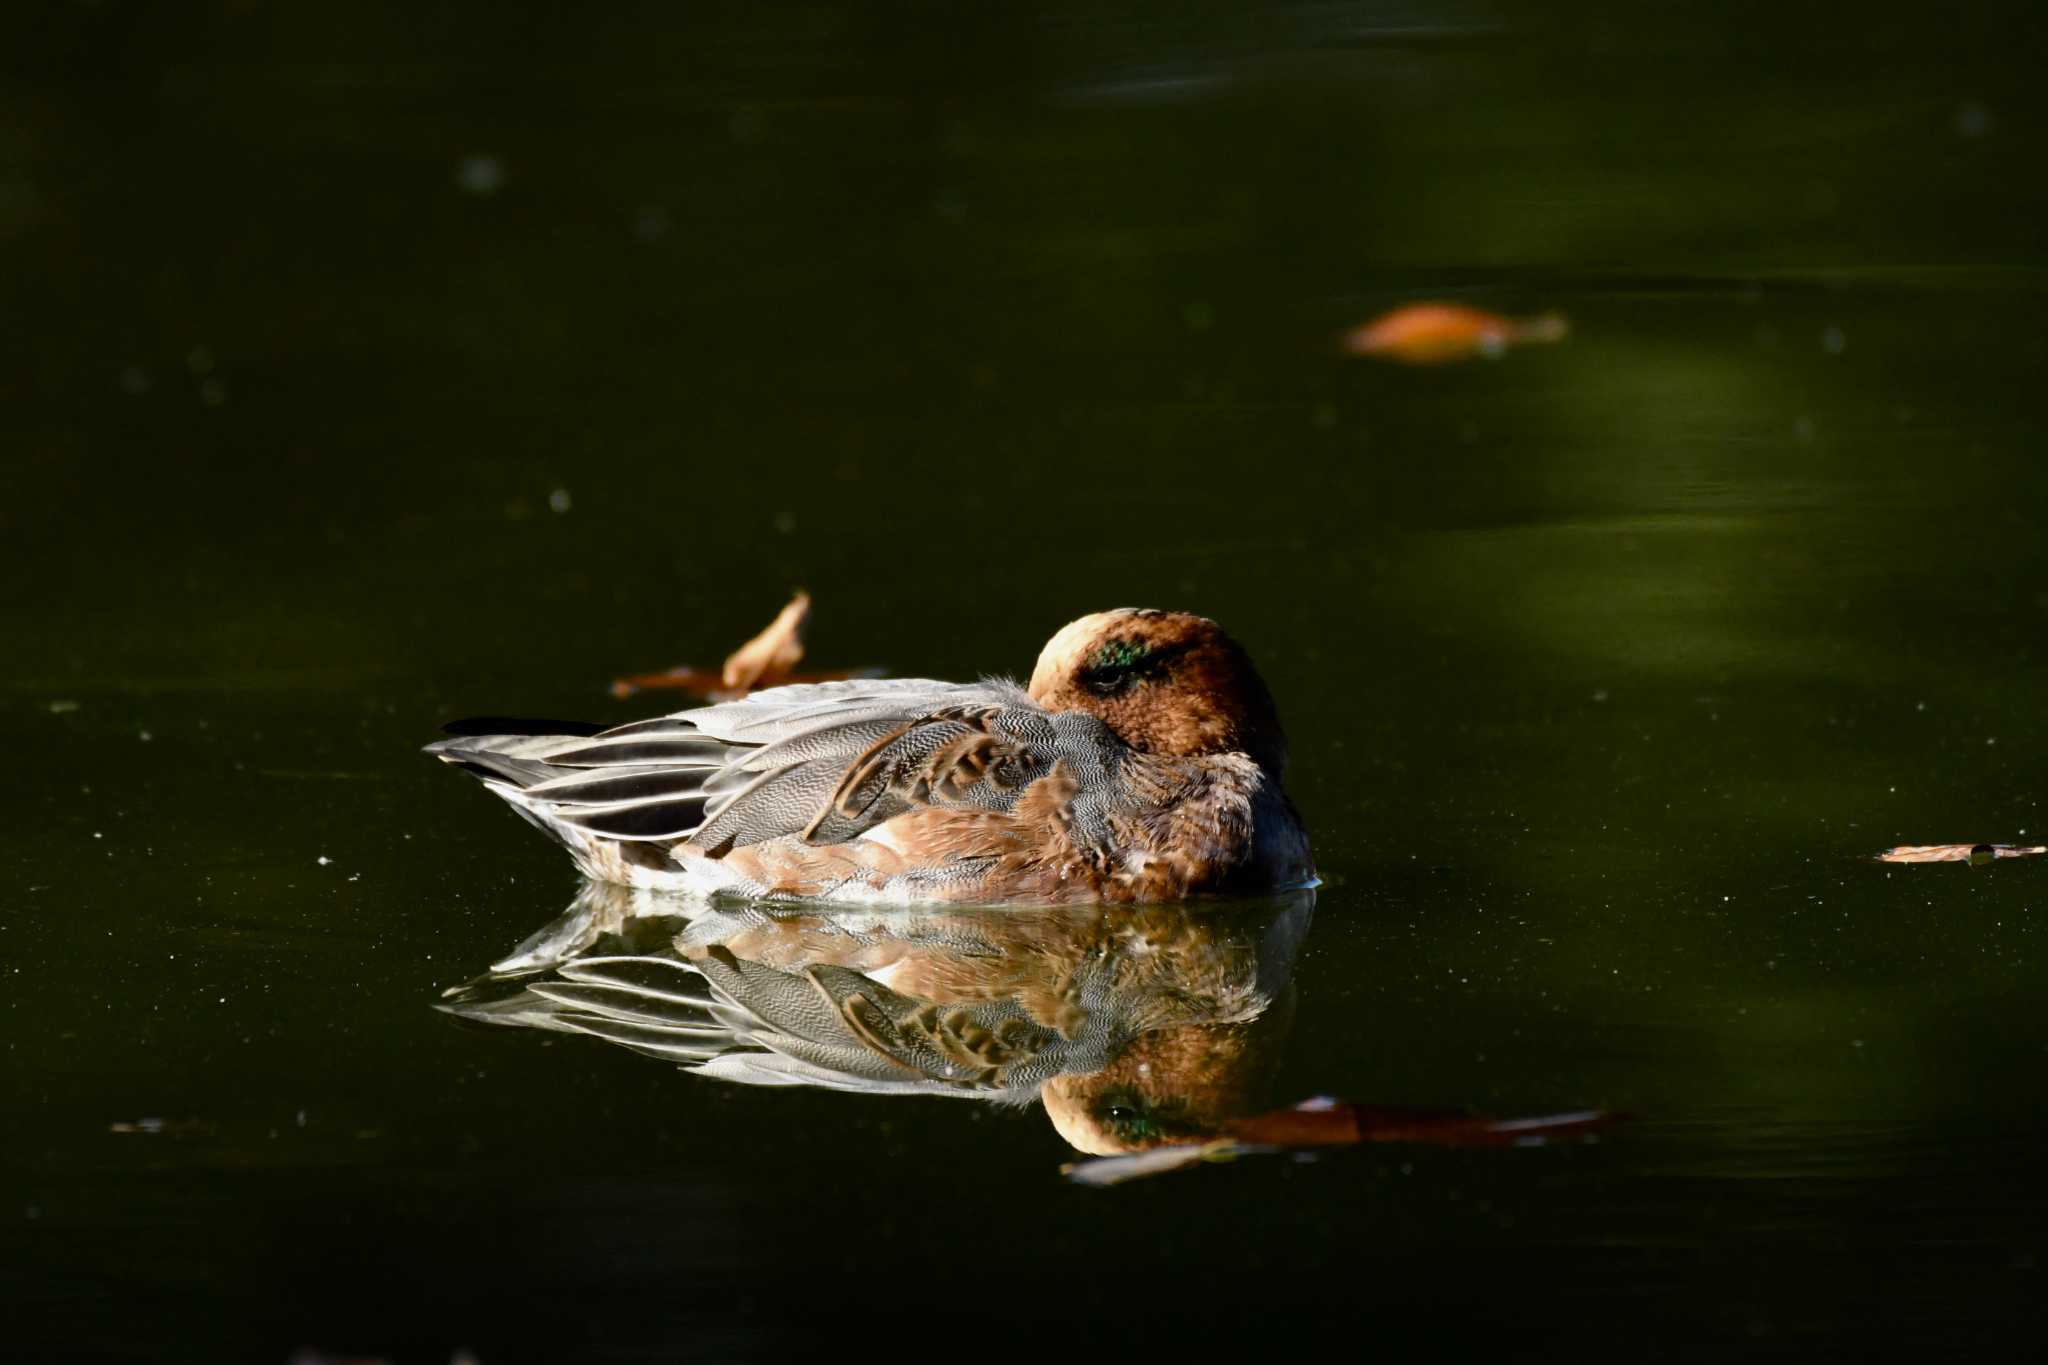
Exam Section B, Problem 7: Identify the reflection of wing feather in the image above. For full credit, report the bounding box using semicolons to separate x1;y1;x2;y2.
553;1014;724;1063
438;885;1319;1114
555;955;708;995
527;981;722;1029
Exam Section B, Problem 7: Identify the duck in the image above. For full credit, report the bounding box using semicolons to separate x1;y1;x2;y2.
427;608;1314;904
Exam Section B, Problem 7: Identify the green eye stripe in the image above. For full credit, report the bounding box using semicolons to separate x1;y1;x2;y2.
1087;639;1151;672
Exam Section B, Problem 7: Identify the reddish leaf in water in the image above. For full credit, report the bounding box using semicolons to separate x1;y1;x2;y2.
1226;1097;1624;1148
1064;1097;1626;1184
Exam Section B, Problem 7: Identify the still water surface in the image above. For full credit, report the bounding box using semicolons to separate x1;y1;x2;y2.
6;3;2047;1359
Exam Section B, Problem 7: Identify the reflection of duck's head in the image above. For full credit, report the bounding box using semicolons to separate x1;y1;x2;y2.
1028;609;1288;778
1040;986;1298;1155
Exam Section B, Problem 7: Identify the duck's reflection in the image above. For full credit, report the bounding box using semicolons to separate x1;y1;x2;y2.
440;881;1314;1155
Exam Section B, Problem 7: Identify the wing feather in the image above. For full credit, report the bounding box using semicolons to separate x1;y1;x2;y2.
430;677;1084;856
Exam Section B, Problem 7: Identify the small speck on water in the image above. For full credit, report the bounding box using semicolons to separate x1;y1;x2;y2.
632;204;671;241
48;699;79;714
316;856;332;866
1821;326;1846;355
729;105;766;144
455;154;505;196
1953;101;1994;138
548;487;572;514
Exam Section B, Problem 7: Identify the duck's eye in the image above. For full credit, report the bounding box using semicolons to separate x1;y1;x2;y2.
1101;1102;1156;1141
1080;667;1135;698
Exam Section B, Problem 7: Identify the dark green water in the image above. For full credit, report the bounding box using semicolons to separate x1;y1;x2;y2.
7;3;2047;1359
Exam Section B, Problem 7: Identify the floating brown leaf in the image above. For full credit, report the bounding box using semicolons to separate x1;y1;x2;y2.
609;592;872;700
1875;843;2046;864
609;665;729;700
721;590;811;691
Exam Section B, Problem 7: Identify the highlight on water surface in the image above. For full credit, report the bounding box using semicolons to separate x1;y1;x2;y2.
1341;301;1570;365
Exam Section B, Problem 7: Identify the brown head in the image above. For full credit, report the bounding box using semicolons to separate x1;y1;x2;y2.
1027;609;1288;776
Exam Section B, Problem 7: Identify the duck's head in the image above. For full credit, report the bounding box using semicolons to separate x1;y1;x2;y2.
1027;609;1287;777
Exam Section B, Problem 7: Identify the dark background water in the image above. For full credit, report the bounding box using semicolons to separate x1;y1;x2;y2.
7;1;2047;1360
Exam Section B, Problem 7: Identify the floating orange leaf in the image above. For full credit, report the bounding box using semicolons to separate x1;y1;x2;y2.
1342;302;1569;365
